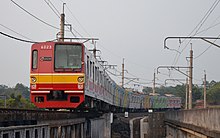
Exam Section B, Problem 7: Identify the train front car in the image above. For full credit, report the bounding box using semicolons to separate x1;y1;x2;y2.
30;42;85;109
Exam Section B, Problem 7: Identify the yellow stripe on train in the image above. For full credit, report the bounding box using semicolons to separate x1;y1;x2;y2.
30;73;85;84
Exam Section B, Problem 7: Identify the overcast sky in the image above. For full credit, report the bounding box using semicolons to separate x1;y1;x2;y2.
1;0;220;88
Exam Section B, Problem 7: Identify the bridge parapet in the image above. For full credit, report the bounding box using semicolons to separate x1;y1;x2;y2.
165;108;220;137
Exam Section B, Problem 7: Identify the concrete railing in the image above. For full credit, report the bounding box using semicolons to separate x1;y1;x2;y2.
165;108;220;133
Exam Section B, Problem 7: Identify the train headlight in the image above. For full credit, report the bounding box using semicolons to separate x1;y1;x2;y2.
77;76;84;83
31;77;37;83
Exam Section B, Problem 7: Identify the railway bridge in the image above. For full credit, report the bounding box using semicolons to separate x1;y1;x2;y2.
165;108;220;138
113;108;220;138
0;108;111;138
0;108;220;138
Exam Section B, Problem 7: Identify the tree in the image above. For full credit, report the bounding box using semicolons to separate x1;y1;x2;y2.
192;85;202;102
207;82;220;105
7;98;16;108
143;87;152;94
15;83;30;99
0;83;36;109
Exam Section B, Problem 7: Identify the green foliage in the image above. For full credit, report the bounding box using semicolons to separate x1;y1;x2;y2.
0;83;36;109
0;99;6;107
15;83;30;99
143;84;203;106
207;82;220;105
7;98;16;108
142;87;152;94
143;80;220;107
192;85;202;102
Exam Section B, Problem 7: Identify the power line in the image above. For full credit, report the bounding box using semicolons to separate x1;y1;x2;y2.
0;31;37;43
0;23;33;41
11;0;59;30
194;16;220;59
98;41;152;74
65;20;82;38
58;0;90;36
182;0;219;48
175;0;219;63
168;0;220;79
42;0;79;38
43;0;60;18
58;1;152;83
172;0;220;66
126;71;152;82
66;4;91;37
194;33;220;59
197;21;220;35
106;70;121;77
193;0;220;36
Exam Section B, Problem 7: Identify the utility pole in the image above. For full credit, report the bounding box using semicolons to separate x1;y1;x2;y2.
204;71;207;108
93;44;97;58
89;41;101;59
188;45;193;109
122;58;125;88
59;3;65;42
153;70;156;94
185;77;188;109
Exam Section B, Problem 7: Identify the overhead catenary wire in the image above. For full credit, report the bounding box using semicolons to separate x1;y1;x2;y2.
197;21;220;35
57;1;153;82
0;31;37;43
14;0;153;86
98;41;152;76
194;33;220;59
106;69;152;86
58;0;91;37
193;15;220;59
172;0;220;66
43;0;60;18
11;0;59;30
106;69;121;77
0;23;33;41
65;20;82;38
108;64;152;82
42;0;78;38
56;1;123;60
192;0;220;36
166;0;220;80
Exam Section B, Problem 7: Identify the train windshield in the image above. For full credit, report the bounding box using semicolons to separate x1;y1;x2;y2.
55;44;82;69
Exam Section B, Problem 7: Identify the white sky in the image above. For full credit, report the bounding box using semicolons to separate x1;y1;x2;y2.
1;0;220;88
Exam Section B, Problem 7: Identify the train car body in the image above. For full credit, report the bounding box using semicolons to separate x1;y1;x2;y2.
142;95;151;109
30;41;182;111
30;42;85;109
167;97;182;109
30;41;120;110
150;96;168;109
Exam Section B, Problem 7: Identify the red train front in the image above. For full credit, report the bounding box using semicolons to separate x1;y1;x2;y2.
30;42;85;109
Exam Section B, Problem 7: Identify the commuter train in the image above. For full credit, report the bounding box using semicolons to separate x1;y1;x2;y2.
30;41;181;111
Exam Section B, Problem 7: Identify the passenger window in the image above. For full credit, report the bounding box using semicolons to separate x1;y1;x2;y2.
90;61;92;78
87;56;89;77
32;50;38;69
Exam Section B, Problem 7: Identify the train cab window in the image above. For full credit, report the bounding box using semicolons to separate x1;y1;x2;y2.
32;50;38;69
55;44;82;69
